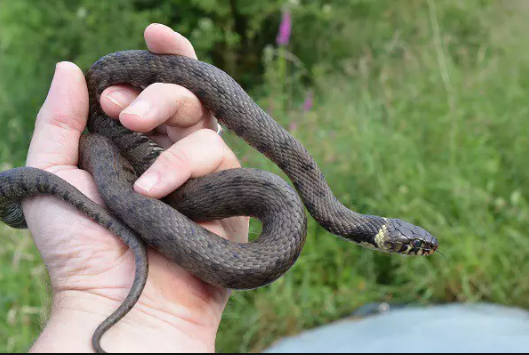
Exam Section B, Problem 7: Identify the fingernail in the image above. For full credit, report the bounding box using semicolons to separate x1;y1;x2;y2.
122;100;152;119
135;171;160;192
54;62;84;85
52;62;75;81
55;61;75;71
152;23;171;30
106;89;132;109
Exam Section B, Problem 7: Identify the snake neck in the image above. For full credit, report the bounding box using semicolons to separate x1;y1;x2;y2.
214;100;385;244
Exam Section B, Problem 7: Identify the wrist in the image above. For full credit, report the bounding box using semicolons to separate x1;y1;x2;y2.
31;290;217;353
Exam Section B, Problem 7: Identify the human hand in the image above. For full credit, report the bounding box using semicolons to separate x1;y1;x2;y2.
26;23;248;353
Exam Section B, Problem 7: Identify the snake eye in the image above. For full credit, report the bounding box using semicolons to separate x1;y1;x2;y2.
413;240;423;248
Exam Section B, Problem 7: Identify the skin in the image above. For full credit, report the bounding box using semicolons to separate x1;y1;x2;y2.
24;23;249;353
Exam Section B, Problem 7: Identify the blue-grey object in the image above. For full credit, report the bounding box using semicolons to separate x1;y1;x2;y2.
264;303;529;353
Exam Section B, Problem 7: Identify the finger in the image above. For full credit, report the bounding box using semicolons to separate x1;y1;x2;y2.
165;116;219;143
149;135;174;150
99;23;198;119
142;25;218;141
100;85;141;119
144;23;198;58
134;129;239;199
26;62;88;169
118;83;212;133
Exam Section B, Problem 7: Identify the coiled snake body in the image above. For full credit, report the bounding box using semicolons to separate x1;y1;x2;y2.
0;51;438;352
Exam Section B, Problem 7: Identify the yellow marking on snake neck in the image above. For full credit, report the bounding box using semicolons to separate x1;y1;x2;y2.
359;241;377;250
375;224;388;249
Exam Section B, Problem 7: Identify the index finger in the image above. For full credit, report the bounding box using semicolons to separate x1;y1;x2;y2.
99;23;201;121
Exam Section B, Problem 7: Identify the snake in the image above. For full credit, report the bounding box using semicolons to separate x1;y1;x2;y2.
0;50;438;353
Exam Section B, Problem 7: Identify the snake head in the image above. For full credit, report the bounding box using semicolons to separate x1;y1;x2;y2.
380;219;438;256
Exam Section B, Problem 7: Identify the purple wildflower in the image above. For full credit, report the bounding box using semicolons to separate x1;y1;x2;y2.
276;10;292;46
303;90;314;112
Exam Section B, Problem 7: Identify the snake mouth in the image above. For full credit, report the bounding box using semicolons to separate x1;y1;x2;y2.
395;242;438;256
407;248;435;256
419;243;439;256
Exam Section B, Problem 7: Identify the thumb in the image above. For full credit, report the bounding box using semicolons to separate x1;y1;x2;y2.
26;62;88;170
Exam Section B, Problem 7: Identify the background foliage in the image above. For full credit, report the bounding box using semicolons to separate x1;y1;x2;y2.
1;0;529;352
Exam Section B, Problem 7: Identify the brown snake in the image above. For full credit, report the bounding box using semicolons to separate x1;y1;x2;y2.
0;51;438;352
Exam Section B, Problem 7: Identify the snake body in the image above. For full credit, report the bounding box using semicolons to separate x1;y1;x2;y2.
0;50;438;352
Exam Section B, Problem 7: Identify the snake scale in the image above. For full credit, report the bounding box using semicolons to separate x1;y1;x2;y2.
0;50;438;353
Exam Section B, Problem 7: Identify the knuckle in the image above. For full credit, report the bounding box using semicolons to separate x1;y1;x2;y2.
195;128;224;148
159;146;190;169
36;110;84;133
196;127;220;140
148;82;171;92
224;149;241;169
177;92;207;116
193;129;236;167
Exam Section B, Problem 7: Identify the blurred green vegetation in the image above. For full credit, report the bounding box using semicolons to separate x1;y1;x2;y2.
1;0;529;352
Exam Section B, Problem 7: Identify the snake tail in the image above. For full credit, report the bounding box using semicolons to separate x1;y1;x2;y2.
0;167;149;353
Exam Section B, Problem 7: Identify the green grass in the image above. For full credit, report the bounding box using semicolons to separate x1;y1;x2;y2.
3;1;529;353
0;226;48;352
